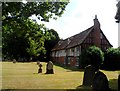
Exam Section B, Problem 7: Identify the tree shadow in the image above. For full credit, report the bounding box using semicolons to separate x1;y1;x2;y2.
33;73;39;74
109;79;118;91
54;63;84;72
75;85;92;91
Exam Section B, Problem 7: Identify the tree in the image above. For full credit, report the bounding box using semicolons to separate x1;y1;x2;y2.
2;2;69;61
103;48;120;70
80;46;104;69
2;18;47;61
44;29;60;61
2;2;69;22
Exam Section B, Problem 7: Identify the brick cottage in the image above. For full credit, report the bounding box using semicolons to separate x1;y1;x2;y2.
51;15;112;67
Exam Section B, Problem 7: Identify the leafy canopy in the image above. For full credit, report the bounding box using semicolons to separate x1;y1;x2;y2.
80;46;104;69
103;48;120;70
2;2;69;61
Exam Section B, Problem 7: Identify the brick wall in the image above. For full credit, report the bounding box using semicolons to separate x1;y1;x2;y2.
93;16;101;48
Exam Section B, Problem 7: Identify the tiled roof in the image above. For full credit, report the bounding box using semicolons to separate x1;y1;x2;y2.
52;26;94;51
66;26;93;49
52;39;68;51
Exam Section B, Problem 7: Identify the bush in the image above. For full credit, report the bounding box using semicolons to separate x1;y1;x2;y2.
80;46;104;69
103;48;120;70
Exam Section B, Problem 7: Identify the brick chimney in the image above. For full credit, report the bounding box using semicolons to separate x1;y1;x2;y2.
93;15;101;48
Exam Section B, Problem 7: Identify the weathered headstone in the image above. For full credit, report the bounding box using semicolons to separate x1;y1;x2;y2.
36;61;40;65
118;74;120;90
92;71;110;91
82;65;96;86
13;59;16;63
38;63;42;73
46;61;54;74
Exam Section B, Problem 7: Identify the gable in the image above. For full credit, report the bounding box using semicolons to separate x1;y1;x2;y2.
100;30;113;47
66;26;93;49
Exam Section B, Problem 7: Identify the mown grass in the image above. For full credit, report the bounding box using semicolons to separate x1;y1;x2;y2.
1;62;119;90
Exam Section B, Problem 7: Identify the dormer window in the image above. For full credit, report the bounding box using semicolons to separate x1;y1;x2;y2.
67;38;71;44
100;33;103;39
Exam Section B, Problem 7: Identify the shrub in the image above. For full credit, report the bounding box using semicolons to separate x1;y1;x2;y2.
80;46;104;69
103;48;120;70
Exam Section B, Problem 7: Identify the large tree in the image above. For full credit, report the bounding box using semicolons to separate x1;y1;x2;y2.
44;29;60;61
2;2;69;61
2;2;69;22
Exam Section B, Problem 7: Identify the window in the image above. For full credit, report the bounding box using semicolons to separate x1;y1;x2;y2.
68;57;70;64
76;46;79;52
72;48;74;52
100;33;103;39
76;57;79;67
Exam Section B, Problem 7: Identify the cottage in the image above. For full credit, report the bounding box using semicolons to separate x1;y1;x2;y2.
51;15;112;67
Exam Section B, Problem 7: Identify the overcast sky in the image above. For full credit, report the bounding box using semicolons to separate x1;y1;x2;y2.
35;0;118;48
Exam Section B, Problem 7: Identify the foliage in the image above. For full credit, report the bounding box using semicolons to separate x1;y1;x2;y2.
103;48;120;70
44;29;60;61
80;46;104;69
2;2;68;61
2;18;46;60
2;2;69;22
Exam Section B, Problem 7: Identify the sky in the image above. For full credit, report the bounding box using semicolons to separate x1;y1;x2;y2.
35;0;118;48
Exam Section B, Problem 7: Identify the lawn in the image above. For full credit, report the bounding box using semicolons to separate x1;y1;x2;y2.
1;62;119;90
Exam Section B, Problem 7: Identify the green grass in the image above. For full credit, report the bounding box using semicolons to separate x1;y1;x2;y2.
1;62;119;90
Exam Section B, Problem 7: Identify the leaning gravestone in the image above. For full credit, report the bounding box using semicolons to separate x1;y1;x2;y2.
82;65;96;86
118;71;120;90
92;71;110;91
13;59;16;63
46;61;54;74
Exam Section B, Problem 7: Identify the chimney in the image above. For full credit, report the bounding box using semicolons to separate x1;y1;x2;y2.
94;15;100;29
93;15;101;48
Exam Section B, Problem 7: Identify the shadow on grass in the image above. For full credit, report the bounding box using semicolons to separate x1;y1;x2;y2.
75;85;92;91
109;79;118;91
1;89;66;91
54;63;84;72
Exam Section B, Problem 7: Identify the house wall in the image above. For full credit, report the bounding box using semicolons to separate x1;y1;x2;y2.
81;32;94;51
66;46;81;57
65;46;81;67
100;32;111;51
51;50;66;65
51;46;81;67
81;28;111;51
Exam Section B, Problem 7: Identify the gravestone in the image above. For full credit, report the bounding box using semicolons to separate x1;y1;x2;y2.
38;63;42;73
36;61;40;65
82;65;96;86
118;74;120;90
13;59;16;63
92;71;110;91
46;61;54;74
